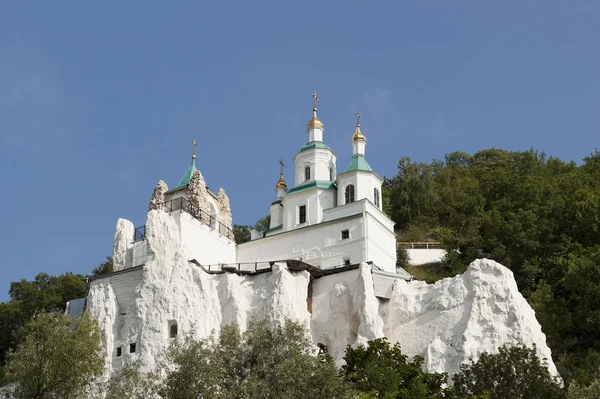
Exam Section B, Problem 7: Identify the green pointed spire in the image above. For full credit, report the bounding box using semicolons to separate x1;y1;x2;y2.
177;158;198;188
344;154;373;173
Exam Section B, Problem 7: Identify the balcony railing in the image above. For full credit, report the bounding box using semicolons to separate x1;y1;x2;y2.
397;241;441;249
134;197;234;242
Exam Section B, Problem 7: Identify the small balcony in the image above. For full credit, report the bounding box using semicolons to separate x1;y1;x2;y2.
134;197;233;242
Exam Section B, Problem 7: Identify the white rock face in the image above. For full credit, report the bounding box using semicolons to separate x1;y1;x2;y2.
382;259;559;377
89;210;558;381
112;218;134;271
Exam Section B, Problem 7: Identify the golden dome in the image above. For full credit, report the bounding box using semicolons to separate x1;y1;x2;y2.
307;109;324;130
275;158;287;189
351;111;366;141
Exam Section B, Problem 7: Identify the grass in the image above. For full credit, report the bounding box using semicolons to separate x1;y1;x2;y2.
404;262;456;284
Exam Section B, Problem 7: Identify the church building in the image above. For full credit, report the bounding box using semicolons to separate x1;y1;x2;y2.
237;92;400;274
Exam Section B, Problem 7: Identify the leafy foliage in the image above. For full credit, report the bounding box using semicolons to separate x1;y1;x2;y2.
342;337;453;398
233;224;251;244
92;255;114;277
4;312;104;399
383;148;600;385
452;345;564;399
108;318;351;399
233;214;272;244
0;272;86;366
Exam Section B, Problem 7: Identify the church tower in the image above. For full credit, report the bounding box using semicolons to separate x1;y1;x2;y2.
281;91;337;230
269;159;287;230
336;112;383;209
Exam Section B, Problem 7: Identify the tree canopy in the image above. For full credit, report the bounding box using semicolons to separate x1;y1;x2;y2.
4;312;104;399
383;148;600;386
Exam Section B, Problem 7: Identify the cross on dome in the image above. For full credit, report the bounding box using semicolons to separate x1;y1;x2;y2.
191;138;198;159
351;111;366;142
307;91;323;131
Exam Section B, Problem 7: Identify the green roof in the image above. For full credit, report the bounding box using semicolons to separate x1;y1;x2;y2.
271;199;283;206
299;141;332;152
177;158;199;188
344;155;373;173
288;180;337;194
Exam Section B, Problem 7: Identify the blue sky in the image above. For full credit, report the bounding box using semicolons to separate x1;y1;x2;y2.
0;2;598;300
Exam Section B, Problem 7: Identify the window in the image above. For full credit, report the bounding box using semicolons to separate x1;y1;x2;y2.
299;205;306;224
345;185;355;204
374;188;380;208
304;166;311;181
341;229;350;240
129;343;136;353
329;167;333;182
343;258;351;266
116;346;122;357
170;323;178;338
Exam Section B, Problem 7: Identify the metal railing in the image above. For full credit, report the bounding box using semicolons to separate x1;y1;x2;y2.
134;226;146;241
134;197;234;242
201;262;275;273
397;241;441;249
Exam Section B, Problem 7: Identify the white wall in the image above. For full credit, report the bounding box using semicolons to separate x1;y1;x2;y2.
178;212;236;266
293;148;337;186
366;213;397;273
336;170;382;208
407;249;446;265
237;215;367;268
281;187;336;231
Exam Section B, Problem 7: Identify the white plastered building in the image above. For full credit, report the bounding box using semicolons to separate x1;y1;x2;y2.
237;104;399;274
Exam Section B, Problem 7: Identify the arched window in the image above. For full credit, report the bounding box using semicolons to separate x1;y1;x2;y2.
169;323;178;338
345;185;355;204
304;166;311;181
329;167;333;182
374;188;380;208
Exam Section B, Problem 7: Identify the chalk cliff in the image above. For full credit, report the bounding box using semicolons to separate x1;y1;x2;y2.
87;210;558;379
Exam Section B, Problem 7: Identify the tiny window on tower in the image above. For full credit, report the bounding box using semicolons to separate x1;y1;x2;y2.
343;258;351;266
299;205;307;224
341;230;350;240
116;346;122;357
129;343;136;353
304;166;311;181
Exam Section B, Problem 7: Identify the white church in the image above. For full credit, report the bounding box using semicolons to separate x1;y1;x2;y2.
121;91;406;278
69;92;559;380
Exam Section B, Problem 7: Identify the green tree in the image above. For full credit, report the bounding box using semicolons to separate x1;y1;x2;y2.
342;337;453;398
4;312;104;399
158;318;350;399
0;272;87;366
567;377;600;399
253;214;271;233
113;318;351;399
452;345;564;399
92;256;114;277
233;224;251;244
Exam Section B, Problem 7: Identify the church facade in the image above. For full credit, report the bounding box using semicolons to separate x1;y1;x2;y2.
117;92;404;277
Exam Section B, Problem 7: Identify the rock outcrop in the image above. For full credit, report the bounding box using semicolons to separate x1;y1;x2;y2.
187;171;209;224
217;188;234;240
112;218;134;271
148;180;168;212
89;210;559;381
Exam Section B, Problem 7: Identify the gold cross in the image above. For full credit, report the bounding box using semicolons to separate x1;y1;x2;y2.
279;158;285;174
355;110;361;126
191;138;197;158
312;91;319;110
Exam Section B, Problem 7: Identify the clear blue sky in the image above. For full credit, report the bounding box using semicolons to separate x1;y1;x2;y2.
1;2;598;300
